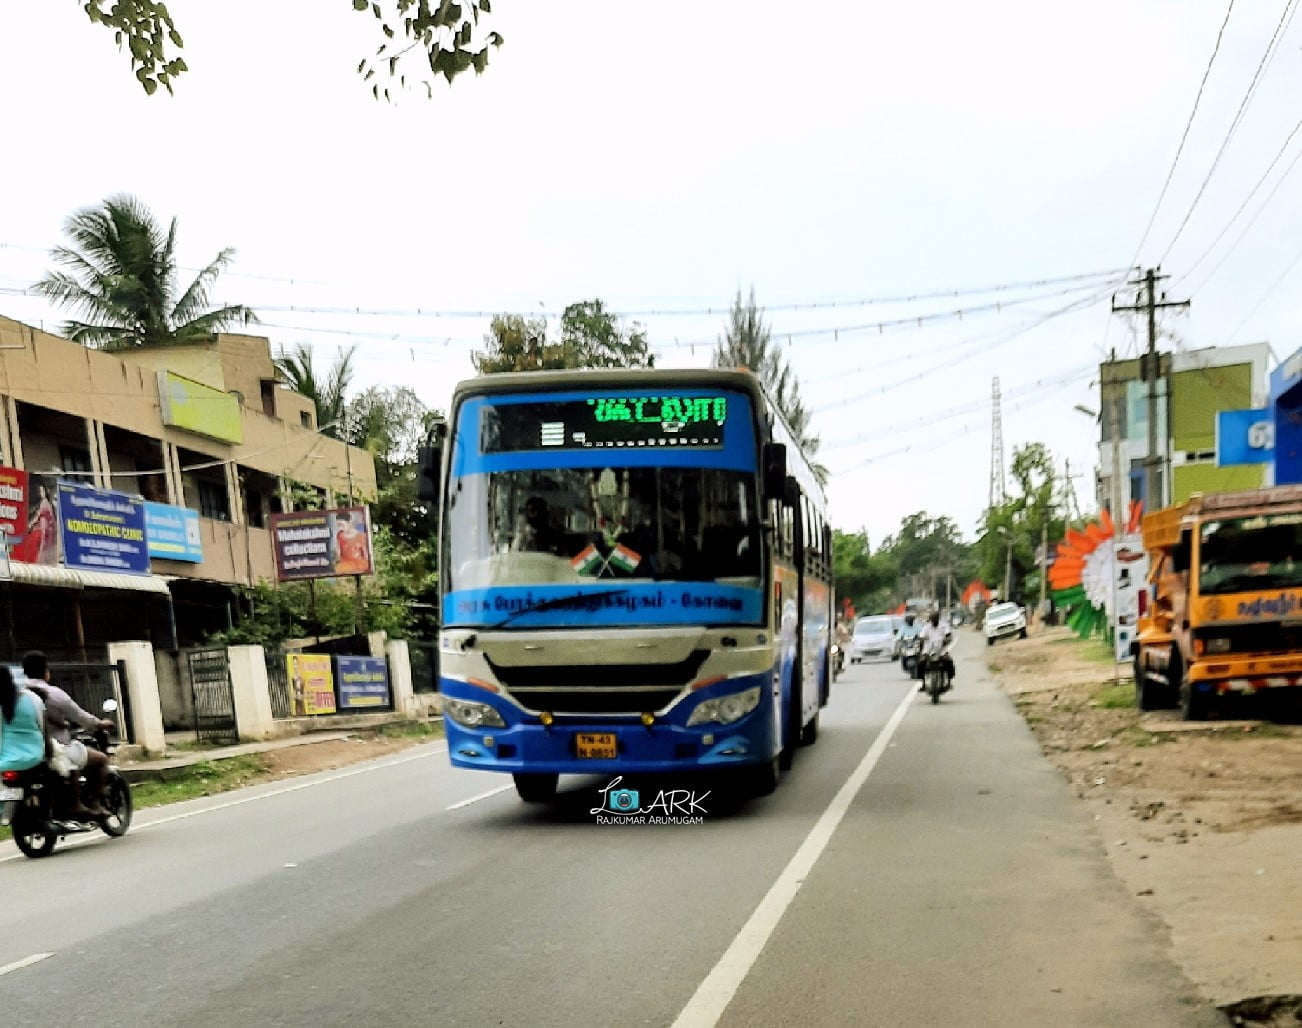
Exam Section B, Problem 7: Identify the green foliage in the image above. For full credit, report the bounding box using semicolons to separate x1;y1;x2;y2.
472;301;653;374
274;344;357;437
78;0;501;98
977;442;1064;602
1095;682;1136;709
32;194;256;350
832;529;897;614
712;288;825;484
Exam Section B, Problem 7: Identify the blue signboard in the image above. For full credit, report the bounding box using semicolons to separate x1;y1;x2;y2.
335;655;391;710
1269;346;1302;404
443;582;765;629
144;502;203;563
57;482;150;575
1215;409;1275;466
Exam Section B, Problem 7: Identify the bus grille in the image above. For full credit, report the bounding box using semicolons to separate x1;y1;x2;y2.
485;650;709;714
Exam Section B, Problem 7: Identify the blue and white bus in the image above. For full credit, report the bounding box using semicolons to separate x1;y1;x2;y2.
427;368;832;802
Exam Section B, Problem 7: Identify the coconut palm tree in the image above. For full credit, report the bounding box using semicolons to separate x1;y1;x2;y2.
32;194;256;351
273;344;357;438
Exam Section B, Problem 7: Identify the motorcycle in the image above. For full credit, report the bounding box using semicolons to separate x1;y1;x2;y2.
831;642;845;680
901;636;922;678
1;699;133;858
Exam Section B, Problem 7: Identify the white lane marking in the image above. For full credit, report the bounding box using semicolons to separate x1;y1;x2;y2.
1;744;447;864
0;952;54;977
445;783;514;811
671;686;917;1028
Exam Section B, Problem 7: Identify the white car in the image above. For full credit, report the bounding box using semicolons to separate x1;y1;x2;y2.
851;615;896;663
984;602;1027;645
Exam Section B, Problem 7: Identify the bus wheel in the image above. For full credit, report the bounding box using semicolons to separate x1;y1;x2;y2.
744;757;780;797
513;773;558;803
800;712;820;746
1179;672;1211;722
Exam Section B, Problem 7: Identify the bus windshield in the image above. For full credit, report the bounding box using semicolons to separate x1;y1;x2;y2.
441;386;766;628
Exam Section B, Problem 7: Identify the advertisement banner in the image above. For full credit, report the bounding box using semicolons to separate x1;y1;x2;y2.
157;370;244;443
144;502;204;562
1215;408;1274;466
335;655;391;710
268;506;374;581
9;472;59;566
57;482;149;575
1112;534;1149;663
286;653;336;715
0;466;28;543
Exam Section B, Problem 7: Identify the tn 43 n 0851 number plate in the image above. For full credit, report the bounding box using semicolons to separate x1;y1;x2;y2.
575;732;617;759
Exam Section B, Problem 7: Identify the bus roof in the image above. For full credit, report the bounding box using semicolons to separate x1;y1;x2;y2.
451;367;828;508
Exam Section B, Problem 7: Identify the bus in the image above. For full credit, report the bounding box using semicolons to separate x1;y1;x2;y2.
423;368;833;802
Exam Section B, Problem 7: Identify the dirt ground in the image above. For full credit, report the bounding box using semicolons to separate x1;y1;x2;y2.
991;625;1302;1024
257;734;428;778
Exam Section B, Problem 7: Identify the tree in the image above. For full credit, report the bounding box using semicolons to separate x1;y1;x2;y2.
32;194;256;351
712;288;825;483
472;301;655;374
833;529;897;614
346;385;442;546
274;344;357;437
976;443;1062;602
559;300;654;369
78;0;502;98
878;511;973;604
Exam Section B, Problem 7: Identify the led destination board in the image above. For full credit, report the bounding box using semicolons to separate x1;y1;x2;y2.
481;395;731;452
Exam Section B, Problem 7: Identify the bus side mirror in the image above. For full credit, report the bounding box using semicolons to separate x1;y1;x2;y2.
1172;529;1191;574
762;442;787;502
417;444;443;511
784;474;800;507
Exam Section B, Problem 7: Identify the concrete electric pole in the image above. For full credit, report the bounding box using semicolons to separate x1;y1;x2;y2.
1111;268;1189;512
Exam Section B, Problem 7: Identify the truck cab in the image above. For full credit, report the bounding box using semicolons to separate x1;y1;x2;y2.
1133;486;1302;719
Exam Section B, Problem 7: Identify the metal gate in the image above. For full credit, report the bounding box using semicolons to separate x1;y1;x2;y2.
51;661;133;743
265;648;292;719
187;648;238;745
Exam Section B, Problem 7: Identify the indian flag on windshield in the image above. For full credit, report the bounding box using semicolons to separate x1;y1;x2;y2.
608;543;642;574
571;544;603;576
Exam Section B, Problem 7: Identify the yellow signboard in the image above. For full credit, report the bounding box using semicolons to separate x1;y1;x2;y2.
158;371;243;444
287;653;336;715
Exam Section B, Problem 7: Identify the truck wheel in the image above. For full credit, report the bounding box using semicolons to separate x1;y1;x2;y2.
1179;671;1211;722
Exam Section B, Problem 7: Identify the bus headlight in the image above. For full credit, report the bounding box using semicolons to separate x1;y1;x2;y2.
687;686;761;727
1205;637;1232;654
444;698;506;729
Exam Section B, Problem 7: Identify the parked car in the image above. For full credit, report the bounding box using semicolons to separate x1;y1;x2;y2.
851;615;896;663
983;602;1028;645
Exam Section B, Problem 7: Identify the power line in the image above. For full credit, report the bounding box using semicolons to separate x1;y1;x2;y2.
1129;0;1238;264
1175;111;1302;287
1226;239;1302;341
1159;0;1299;263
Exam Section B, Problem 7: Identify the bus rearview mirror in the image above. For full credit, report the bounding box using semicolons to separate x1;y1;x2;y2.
762;442;787;502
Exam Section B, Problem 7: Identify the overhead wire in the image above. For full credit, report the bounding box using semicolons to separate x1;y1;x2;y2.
1226;237;1302;341
1129;0;1238;265
1159;0;1299;263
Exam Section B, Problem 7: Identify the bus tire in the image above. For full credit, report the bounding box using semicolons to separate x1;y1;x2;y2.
745;757;780;797
1179;669;1211;722
512;773;558;803
800;711;819;746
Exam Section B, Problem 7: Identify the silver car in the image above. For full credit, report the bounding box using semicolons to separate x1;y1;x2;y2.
851;615;896;663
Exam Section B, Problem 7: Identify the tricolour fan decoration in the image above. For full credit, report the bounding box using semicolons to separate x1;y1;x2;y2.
1048;500;1144;638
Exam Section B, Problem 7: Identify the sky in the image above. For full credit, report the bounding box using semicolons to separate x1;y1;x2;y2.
1;0;1300;547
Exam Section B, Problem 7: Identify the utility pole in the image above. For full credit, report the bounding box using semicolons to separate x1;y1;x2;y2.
1111;268;1189;512
1108;396;1124;686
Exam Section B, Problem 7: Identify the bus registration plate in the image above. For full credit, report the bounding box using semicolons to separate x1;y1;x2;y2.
576;732;617;759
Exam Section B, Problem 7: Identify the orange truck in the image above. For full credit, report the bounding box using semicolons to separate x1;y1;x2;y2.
1132;485;1302;720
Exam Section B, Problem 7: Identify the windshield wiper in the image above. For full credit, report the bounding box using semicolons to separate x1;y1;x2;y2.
488;589;632;629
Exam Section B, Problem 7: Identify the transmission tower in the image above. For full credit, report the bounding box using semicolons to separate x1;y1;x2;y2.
989;376;1007;507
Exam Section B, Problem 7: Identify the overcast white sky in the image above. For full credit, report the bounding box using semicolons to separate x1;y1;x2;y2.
2;0;1300;545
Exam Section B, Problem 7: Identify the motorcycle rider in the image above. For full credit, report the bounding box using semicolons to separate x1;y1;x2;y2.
917;610;956;692
22;651;114;819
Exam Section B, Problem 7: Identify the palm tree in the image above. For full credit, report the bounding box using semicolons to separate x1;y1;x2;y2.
273;344;357;438
713;287;827;485
32;194;256;351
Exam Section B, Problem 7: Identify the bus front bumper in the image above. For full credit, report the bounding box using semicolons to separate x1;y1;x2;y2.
439;674;776;775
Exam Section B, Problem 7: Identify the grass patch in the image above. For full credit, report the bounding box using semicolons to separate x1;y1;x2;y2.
1095;682;1137;709
374;719;445;741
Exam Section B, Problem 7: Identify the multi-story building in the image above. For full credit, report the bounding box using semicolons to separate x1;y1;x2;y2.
0;315;376;659
1096;343;1270;515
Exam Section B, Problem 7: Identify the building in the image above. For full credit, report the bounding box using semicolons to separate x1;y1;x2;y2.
0;315;376;659
1096;343;1270;515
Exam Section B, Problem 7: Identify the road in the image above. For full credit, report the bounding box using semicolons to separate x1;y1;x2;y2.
0;635;1228;1027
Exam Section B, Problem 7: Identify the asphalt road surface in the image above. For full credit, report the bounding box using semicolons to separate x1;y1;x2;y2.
0;635;1228;1027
